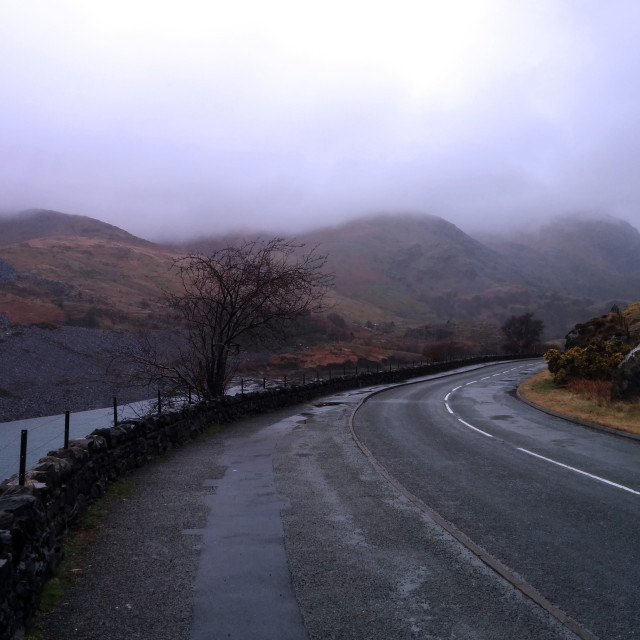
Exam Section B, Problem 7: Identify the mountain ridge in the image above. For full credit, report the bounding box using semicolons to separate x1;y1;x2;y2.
1;208;639;338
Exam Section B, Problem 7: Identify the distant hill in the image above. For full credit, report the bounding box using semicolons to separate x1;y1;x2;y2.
294;213;638;337
0;209;152;247
482;215;640;301
0;209;177;328
2;209;639;339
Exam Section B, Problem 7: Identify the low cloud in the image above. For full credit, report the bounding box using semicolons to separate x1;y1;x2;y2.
2;1;640;240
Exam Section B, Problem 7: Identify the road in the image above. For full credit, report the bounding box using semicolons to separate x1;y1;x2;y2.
352;360;640;640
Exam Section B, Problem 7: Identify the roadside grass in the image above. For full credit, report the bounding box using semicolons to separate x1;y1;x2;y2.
25;477;133;640
519;369;640;436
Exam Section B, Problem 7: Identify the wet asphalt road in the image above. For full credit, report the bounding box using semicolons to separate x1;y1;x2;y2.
353;361;640;639
35;363;622;639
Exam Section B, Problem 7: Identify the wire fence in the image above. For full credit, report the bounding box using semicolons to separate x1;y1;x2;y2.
7;352;540;485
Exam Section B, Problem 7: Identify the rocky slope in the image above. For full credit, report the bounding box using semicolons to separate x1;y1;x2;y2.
0;315;153;422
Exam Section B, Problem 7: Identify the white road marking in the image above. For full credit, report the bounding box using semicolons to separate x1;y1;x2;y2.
445;372;638;496
444;383;493;437
457;418;494;438
517;448;640;496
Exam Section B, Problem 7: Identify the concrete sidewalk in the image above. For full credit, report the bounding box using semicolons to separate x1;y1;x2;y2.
34;404;309;640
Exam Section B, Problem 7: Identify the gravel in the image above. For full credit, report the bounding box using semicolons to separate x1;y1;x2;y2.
0;319;156;422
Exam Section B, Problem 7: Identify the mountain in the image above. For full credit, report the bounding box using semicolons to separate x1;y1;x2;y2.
2;208;639;340
294;213;638;337
0;209;177;328
482;215;640;301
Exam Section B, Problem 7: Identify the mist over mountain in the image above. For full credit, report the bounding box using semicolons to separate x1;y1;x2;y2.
1;208;639;340
482;215;640;300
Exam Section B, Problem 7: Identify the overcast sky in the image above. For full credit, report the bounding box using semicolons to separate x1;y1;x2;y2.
2;1;640;240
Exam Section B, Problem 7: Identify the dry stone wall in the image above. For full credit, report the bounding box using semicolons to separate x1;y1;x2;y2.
0;355;528;639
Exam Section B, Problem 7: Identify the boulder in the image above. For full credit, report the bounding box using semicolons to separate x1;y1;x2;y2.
611;344;640;400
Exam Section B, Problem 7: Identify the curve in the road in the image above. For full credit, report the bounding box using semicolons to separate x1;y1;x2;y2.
443;368;640;497
349;361;630;640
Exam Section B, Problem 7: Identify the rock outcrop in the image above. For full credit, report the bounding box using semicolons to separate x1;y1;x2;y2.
611;344;640;401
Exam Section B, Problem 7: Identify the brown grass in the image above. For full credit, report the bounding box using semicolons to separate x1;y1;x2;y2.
519;369;640;436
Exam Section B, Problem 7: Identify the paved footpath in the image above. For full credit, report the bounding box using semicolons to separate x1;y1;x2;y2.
35;381;580;640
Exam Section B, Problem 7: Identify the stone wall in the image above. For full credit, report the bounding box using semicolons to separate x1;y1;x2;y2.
0;355;529;639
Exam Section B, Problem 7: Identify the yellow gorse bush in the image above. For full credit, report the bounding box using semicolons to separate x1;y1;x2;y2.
544;340;631;385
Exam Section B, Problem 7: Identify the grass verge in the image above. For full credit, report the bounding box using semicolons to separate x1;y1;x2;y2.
26;478;133;639
519;369;640;436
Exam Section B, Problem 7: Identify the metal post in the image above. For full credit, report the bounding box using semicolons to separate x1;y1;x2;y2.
241;379;244;395
263;378;266;389
64;411;70;448
113;397;117;426
158;390;162;415
19;430;27;486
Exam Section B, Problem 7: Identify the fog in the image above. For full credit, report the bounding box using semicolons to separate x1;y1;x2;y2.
2;1;640;240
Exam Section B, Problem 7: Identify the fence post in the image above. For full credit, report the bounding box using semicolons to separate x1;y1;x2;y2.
263;378;266;389
64;411;70;448
113;397;118;426
157;390;162;415
241;379;244;395
19;430;27;486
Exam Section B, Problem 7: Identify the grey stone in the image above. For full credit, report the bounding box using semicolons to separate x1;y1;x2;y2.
612;343;640;400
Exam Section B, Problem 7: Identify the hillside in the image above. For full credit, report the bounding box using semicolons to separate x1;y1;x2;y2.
295;213;635;337
2;209;639;341
0;210;177;328
2;208;640;422
483;215;640;301
300;214;516;318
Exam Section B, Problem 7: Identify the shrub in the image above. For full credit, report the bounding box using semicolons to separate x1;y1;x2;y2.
545;339;631;385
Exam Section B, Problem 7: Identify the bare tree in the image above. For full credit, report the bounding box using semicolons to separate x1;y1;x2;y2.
133;238;332;399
